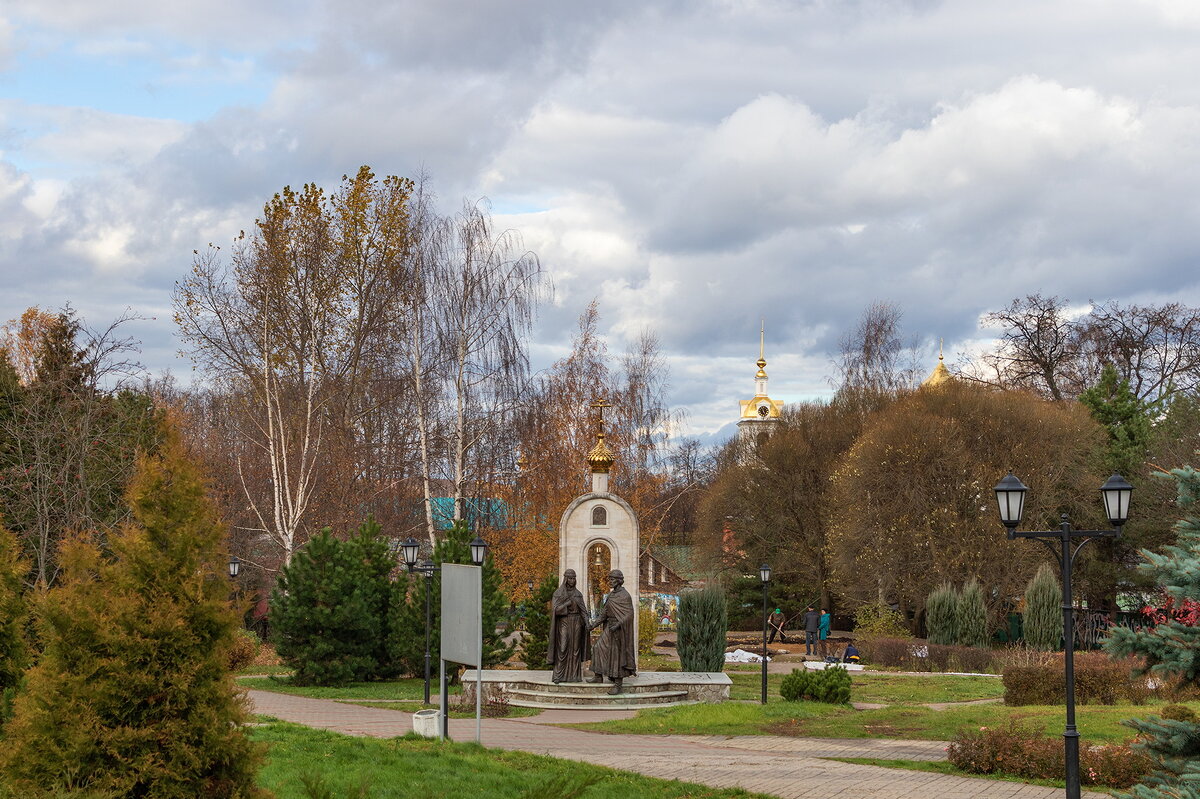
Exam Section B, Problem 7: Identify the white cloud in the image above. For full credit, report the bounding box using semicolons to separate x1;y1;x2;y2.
3;0;1200;434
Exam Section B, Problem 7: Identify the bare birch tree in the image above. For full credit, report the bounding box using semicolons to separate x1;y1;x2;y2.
432;200;549;525
174;167;415;567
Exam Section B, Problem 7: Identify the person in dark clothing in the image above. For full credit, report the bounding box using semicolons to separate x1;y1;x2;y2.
843;643;860;663
803;606;821;656
767;608;788;644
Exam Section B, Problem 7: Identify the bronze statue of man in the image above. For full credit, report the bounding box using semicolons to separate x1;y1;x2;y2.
588;569;637;695
547;569;590;684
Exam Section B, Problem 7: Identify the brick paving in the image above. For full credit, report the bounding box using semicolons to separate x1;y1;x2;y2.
248;690;1106;799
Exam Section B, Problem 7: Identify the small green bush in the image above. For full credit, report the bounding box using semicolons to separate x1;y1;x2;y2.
1002;652;1149;705
638;605;658;655
228;629;262;672
948;721;1151;787
852;603;910;638
1161;703;1197;722
1023;563;1061;651
925;583;958;646
780;666;851;704
677;586;727;672
956;579;988;648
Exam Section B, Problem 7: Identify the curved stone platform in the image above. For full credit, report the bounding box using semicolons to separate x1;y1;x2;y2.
461;669;731;710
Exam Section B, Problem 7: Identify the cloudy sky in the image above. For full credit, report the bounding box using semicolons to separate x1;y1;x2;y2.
3;0;1200;436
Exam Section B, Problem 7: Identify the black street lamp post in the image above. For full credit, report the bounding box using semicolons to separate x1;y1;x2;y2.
401;537;436;705
398;534;490;710
759;563;771;705
992;472;1133;799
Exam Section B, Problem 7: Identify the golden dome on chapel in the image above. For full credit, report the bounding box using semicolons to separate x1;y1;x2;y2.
586;431;616;473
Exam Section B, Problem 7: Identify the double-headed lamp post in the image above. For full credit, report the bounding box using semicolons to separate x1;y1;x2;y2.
759;563;771;705
993;471;1133;799
401;537;436;705
399;534;490;708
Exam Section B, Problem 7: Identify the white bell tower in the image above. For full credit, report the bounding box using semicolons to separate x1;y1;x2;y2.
737;321;783;451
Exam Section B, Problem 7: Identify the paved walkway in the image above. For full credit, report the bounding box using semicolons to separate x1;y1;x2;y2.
248;690;1105;798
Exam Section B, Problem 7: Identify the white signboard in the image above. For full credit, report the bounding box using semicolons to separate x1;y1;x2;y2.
440;563;482;666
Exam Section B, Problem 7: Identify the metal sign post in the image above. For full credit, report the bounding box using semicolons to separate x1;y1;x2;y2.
440;563;483;743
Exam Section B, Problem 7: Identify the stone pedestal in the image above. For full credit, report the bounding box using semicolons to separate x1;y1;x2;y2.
462;669;731;710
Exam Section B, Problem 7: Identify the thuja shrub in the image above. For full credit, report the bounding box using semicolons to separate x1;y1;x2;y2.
0;524;28;725
0;426;265;798
925;583;958;646
677;585;727;672
956;579;989;648
780;666;851;704
948;722;1152;788
1003;652;1149;705
1023;563;1062;651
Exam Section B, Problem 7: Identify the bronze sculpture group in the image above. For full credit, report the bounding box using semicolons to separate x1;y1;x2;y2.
547;568;637;695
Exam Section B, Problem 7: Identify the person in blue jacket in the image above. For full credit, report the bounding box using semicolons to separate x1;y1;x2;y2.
818;608;831;657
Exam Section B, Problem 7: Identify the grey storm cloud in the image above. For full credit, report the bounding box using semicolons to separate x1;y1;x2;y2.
3;0;1200;434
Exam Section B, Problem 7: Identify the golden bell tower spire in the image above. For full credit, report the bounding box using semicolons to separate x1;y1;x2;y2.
922;337;953;388
756;320;767;381
738;321;782;452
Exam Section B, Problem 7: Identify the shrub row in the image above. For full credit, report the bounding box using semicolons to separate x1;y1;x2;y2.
1002;652;1149;705
947;722;1152;788
780;666;851;704
854;636;998;673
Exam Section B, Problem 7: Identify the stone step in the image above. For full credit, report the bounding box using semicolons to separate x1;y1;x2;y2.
507;687;689;707
500;680;677;696
507;697;699;711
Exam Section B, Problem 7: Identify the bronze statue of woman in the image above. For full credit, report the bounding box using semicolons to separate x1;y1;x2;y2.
547;569;590;683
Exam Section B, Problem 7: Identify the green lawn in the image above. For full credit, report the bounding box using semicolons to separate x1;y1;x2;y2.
726;672;1003;704
251;720;774;798
236;664;292;676
574;698;1199;743
238;676;459;700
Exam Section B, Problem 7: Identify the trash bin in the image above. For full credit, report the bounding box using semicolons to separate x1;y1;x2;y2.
412;709;440;738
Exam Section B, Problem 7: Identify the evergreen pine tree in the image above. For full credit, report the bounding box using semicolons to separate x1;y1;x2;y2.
1079;363;1156;608
1079;364;1153;479
1106;464;1200;799
270;528;379;686
925;583;959;646
1023;563;1062;651
520;574;557;670
956;579;989;648
0;523;28;723
347;518;397;678
0;424;265;798
387;520;514;678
